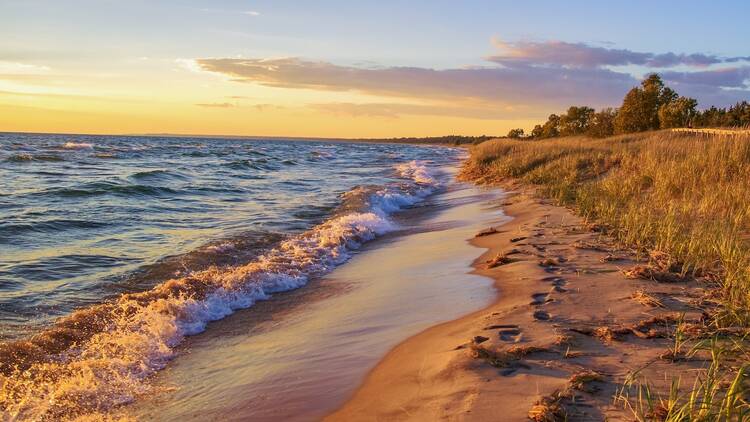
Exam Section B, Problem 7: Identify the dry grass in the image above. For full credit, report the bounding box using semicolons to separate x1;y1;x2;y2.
569;370;605;392
486;252;517;269
631;289;665;308
462;131;750;325
528;395;566;422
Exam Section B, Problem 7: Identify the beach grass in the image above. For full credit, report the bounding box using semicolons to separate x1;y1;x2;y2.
461;130;750;418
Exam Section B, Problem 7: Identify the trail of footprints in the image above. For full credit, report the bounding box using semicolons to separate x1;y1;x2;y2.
486;269;573;347
528;275;568;322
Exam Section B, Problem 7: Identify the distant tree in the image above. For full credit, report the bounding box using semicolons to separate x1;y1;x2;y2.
615;74;676;134
507;128;525;138
531;124;544;138
559;106;595;136
658;97;698;128
540;114;561;138
586;108;617;138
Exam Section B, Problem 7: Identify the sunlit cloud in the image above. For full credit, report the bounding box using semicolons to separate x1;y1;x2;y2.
194;38;750;116
198;7;261;17
488;39;749;69
309;102;540;120
661;67;750;88
174;58;205;73
195;102;235;108
195;57;635;110
0;61;51;75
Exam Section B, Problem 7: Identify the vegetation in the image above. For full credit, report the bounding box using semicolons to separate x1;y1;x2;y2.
527;74;749;140
461;131;750;418
357;135;496;145
506;128;525;139
693;102;750;128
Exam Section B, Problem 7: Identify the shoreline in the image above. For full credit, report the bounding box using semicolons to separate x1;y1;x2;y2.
327;188;706;421
122;176;507;421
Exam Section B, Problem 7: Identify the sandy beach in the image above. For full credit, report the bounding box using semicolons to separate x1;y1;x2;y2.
328;188;707;421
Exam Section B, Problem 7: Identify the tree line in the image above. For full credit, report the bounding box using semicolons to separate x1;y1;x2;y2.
505;74;750;139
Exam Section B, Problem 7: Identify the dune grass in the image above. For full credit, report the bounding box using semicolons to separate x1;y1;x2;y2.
461;130;750;418
462;130;750;324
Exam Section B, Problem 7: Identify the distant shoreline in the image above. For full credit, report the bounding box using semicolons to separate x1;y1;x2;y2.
0;130;496;146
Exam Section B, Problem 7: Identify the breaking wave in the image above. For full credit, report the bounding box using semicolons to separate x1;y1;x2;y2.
0;160;441;421
62;142;94;150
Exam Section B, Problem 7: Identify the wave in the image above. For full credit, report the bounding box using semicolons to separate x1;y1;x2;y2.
129;169;189;181
0;160;442;421
226;159;279;171
396;160;437;185
5;153;65;163
44;182;179;198
0;218;110;239
62;142;94;150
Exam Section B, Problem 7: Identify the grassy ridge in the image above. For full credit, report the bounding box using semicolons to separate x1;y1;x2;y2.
461;130;750;419
462;131;750;323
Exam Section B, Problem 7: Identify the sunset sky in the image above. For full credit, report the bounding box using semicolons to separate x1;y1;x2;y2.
2;0;750;138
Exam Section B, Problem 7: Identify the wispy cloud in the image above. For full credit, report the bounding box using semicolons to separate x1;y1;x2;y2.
661;67;750;88
198;7;260;17
488;39;748;69
309;102;534;120
0;61;51;75
195;57;634;109
195;102;236;108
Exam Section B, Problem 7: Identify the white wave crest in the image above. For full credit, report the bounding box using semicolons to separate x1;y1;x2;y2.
396;160;437;185
62;142;94;149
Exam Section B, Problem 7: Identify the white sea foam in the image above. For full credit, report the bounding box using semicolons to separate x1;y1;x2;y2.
205;242;236;253
62;141;94;149
396;160;437;185
0;160;443;420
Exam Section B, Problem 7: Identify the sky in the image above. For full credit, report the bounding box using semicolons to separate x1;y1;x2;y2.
2;0;750;138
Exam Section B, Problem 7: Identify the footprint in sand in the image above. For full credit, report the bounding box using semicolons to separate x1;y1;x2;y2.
533;310;552;321
496;325;522;342
542;266;564;275
541;276;567;287
530;293;553;306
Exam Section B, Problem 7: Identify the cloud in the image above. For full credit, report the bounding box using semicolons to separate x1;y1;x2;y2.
194;102;280;111
194;40;750;118
198;7;260;16
0;61;51;75
662;67;750;88
195;102;235;108
309;102;538;120
488;39;744;69
196;57;635;109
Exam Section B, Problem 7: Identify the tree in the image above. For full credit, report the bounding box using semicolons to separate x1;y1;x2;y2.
615;74;676;134
531;124;544;138
507;128;524;138
587;108;617;138
540;114;561;138
559;106;595;136
658;96;697;128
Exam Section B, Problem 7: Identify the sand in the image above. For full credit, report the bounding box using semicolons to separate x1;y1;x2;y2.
122;180;508;421
327;190;707;421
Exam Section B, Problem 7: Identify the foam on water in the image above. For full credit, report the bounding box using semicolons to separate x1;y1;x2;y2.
0;161;441;421
62;142;94;150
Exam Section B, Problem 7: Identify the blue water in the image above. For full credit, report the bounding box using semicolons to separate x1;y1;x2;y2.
0;133;457;342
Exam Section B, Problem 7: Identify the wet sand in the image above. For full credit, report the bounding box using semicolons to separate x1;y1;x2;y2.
125;178;509;421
